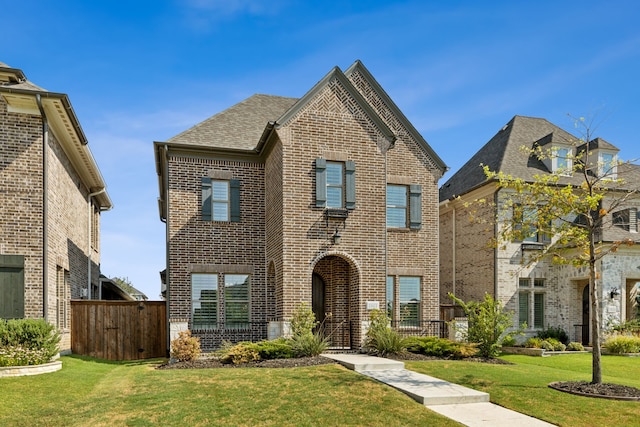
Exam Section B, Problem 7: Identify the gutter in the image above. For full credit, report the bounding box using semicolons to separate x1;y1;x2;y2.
35;94;49;321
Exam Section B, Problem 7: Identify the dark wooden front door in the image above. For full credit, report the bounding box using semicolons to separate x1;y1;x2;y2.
582;285;590;345
312;273;325;325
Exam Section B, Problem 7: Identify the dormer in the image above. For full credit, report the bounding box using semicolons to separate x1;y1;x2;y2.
535;133;573;175
577;138;619;179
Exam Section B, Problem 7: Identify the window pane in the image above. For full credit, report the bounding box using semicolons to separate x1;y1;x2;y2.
225;274;250;327
399;277;420;326
192;274;218;328
326;163;343;185
518;278;529;288
213;201;229;221
386;276;394;319
534;293;544;328
326;187;343;208
387;207;407;227
387;185;407;206
534;278;545;288
518;292;529;326
212;181;229;200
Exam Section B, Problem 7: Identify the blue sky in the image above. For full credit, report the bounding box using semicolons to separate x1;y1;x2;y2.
3;0;640;299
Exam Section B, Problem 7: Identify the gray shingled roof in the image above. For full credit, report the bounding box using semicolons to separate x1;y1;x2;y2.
168;94;298;150
439;115;631;202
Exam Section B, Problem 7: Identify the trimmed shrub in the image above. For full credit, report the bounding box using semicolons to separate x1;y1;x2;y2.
604;335;640;354
252;338;294;360
218;342;261;364
405;336;478;359
170;330;201;362
364;309;405;356
536;326;569;345
567;342;585;351
0;318;60;366
501;335;517;347
611;319;640;336
290;303;317;338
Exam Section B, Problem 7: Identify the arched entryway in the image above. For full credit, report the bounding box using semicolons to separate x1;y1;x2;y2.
311;253;361;349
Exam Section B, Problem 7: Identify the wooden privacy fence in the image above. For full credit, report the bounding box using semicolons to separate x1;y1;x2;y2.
71;300;167;360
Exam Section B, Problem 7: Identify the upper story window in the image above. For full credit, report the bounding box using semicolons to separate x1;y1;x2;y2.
554;147;572;175
326;162;344;208
613;208;638;232
599;151;617;179
386;183;422;229
513;204;550;243
386;185;407;227
315;158;355;210
201;177;241;222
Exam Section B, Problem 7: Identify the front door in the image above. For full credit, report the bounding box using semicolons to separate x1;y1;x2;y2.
312;273;325;325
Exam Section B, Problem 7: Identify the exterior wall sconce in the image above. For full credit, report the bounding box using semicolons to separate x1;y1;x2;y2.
332;227;342;245
610;288;620;299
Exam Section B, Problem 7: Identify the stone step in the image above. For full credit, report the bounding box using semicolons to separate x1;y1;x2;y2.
324;353;405;371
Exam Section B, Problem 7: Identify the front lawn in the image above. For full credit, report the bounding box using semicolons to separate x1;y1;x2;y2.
405;353;640;427
0;356;459;427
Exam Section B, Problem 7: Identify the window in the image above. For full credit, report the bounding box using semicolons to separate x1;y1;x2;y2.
191;273;250;329
201;177;240;222
326;162;344;208
599;152;617;179
554;147;572;175
224;274;250;327
513;204;550;243
386;184;422;229
192;274;218;328
386;276;421;327
399;277;421;326
315;158;355;209
387;185;407;227
518;278;545;328
386;276;394;319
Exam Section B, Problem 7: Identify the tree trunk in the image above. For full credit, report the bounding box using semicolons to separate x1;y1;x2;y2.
590;248;602;384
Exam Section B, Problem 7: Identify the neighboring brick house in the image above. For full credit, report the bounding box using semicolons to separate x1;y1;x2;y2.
439;115;640;344
155;60;448;351
0;62;112;352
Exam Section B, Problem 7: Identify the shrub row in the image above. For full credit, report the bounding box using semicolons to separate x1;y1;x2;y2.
604;335;640;354
0;319;60;366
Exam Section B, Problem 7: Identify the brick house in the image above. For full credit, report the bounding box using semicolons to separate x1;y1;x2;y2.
155;60;447;351
0;62;112;351
439;115;640;344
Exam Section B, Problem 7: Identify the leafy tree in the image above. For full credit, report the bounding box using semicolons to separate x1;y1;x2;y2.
481;116;639;383
449;293;513;358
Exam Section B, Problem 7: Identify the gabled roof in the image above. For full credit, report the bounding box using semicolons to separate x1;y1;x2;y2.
440;116;580;202
439;115;637;203
168;94;297;150
0;62;112;208
344;60;448;173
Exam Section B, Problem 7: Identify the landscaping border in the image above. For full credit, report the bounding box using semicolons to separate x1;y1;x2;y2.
0;361;62;378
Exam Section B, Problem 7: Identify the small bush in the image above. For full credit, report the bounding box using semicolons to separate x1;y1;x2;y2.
217;342;261;364
252;338;294;360
290;333;328;357
536;326;569;345
604;335;640;354
501;335;517;347
611;319;640;336
405;336;478;359
364;310;405;356
290;303;317;338
0;318;60;366
567;342;585;351
524;337;543;348
170;330;201;362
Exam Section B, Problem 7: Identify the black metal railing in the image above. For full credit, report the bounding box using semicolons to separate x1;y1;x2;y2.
390;320;449;339
318;320;352;349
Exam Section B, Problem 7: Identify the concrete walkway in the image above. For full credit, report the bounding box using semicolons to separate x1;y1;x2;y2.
323;353;555;427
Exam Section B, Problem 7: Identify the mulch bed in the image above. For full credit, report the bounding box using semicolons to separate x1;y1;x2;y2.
156;355;335;370
549;381;640;401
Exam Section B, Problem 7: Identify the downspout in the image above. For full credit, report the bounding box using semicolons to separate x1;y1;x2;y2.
494;189;499;298
87;188;106;299
452;203;456;298
161;144;170;355
35;94;49;321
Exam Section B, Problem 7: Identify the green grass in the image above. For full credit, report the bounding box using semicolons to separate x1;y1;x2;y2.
0;355;459;427
405;353;640;427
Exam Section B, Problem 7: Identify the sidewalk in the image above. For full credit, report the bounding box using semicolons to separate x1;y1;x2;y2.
323;353;554;427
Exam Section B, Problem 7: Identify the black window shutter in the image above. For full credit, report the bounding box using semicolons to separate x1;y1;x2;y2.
201;177;212;221
409;184;422;230
315;158;327;208
345;160;356;210
230;179;241;222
